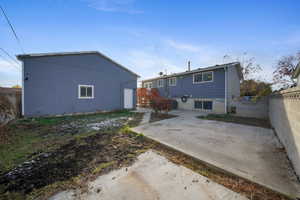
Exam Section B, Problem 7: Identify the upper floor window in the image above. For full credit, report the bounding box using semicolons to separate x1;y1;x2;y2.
79;85;94;99
157;79;164;88
193;71;213;83
144;82;152;88
168;77;177;86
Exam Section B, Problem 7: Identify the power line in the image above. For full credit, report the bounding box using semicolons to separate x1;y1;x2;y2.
0;54;21;71
0;47;20;65
0;5;25;54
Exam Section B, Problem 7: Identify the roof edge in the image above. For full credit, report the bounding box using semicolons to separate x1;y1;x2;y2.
142;62;241;82
16;51;140;78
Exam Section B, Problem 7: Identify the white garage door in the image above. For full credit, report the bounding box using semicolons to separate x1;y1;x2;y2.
124;88;133;109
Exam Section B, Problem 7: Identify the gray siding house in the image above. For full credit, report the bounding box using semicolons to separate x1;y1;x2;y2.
17;51;139;117
142;62;242;114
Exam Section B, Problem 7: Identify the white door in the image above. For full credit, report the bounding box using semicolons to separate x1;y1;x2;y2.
124;88;133;109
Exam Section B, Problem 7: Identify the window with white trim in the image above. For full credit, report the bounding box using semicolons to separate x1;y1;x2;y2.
203;101;213;110
194;100;213;110
168;77;176;86
157;79;164;88
78;85;94;99
144;82;152;88
193;71;213;83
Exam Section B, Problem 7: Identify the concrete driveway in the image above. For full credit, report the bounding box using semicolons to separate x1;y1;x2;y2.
132;110;300;198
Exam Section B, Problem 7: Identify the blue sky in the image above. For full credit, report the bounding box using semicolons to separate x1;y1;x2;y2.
1;0;300;87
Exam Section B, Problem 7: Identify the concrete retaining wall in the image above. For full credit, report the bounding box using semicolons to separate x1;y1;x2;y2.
0;88;21;124
269;87;300;177
230;97;269;119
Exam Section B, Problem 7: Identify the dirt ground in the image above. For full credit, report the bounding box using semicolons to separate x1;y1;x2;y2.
0;110;292;200
0;111;147;199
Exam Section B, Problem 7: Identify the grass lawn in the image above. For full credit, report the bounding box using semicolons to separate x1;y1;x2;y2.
198;114;271;129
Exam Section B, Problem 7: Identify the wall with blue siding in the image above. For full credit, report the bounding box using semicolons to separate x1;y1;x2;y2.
152;68;225;98
22;54;137;117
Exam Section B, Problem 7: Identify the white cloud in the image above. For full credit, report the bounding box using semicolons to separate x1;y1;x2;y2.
164;39;228;68
85;0;143;14
125;38;277;84
127;50;184;79
165;40;201;52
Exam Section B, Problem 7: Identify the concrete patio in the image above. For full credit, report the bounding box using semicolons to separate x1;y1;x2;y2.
132;110;300;198
50;151;248;200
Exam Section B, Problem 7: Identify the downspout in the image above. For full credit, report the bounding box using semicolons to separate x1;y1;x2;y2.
224;66;228;114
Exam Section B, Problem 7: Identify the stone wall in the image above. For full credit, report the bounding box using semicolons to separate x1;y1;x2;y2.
269;87;300;177
0;88;21;124
230;97;269;119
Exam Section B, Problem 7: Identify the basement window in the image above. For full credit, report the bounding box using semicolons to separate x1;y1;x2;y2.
194;100;213;110
203;101;213;110
194;100;203;109
79;85;94;99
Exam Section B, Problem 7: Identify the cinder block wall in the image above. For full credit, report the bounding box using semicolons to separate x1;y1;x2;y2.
230;97;269;119
269;87;300;177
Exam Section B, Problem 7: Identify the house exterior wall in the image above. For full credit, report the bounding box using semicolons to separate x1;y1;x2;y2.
142;67;243;113
22;54;137;117
227;66;241;107
149;68;226;99
175;97;225;113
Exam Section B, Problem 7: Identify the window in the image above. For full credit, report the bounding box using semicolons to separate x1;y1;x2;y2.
168;77;176;86
144;82;152;88
79;85;94;99
194;100;213;110
193;73;202;83
193;71;213;83
203;101;213;110
157;79;164;88
203;72;213;82
194;101;203;109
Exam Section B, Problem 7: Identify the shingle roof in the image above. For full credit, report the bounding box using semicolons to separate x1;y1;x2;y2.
16;51;140;77
142;62;242;82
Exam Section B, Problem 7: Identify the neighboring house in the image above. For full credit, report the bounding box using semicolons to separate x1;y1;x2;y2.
293;62;300;87
141;62;242;114
17;51;139;117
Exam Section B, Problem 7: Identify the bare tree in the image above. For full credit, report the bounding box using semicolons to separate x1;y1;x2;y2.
223;52;262;80
273;51;300;89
